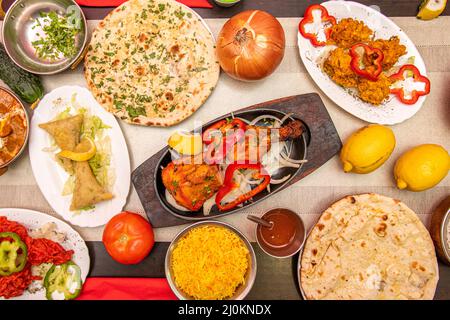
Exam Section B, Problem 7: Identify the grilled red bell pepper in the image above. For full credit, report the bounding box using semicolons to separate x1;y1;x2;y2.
215;163;270;211
203;118;247;165
299;4;336;47
389;64;431;105
349;43;384;81
202;118;247;145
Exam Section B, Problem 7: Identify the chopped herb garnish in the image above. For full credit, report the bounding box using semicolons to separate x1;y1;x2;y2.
126;105;147;118
31;10;82;60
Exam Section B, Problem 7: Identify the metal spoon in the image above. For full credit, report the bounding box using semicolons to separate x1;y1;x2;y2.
247;215;273;228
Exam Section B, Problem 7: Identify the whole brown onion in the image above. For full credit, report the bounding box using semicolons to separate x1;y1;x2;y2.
216;10;286;81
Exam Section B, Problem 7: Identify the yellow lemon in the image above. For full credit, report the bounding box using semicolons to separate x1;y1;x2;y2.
340;124;396;174
168;131;203;155
58;137;97;162
394;144;449;191
417;0;447;20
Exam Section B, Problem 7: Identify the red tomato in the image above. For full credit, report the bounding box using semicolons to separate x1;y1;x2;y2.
102;212;155;265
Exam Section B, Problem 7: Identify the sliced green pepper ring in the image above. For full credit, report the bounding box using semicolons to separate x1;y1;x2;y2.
0;232;28;276
44;261;83;300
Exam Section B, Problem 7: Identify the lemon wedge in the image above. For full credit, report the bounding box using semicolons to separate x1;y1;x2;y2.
58;137;97;162
168;131;203;155
417;0;447;20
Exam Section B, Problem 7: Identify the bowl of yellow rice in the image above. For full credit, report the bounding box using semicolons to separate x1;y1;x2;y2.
165;221;257;300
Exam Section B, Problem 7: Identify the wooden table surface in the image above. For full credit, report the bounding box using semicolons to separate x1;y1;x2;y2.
1;0;449;300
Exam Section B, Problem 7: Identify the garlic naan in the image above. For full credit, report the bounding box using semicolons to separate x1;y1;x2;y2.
84;0;219;127
300;193;439;300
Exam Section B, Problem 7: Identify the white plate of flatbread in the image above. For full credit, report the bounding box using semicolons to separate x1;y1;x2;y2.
297;1;428;125
0;208;90;300
29;85;131;227
298;193;439;300
84;0;220;127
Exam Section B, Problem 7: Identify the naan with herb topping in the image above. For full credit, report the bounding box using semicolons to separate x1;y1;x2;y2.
300;193;438;300
84;0;219;127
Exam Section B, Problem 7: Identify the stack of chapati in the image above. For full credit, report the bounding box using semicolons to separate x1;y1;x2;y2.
84;0;219;127
300;193;439;300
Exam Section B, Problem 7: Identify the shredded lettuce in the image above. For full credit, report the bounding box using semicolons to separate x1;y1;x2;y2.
88;135;114;189
78;205;95;211
83;114;111;139
54;107;72;120
62;175;75;196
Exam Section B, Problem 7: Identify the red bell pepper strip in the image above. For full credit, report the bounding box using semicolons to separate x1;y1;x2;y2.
299;4;336;47
215;163;270;211
389;64;431;105
203;118;247;165
202;118;247;145
349;43;384;81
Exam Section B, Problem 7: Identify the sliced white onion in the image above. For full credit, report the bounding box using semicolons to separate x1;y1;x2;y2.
169;149;181;160
165;190;190;212
270;174;291;184
279;112;295;126
236;117;251;124
249;114;282;126
281;152;308;164
203;193;217;216
278;156;302;168
219;187;245;205
239;171;264;185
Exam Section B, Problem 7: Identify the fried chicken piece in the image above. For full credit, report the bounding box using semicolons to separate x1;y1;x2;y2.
323;47;358;88
368;36;407;70
357;73;393;105
328;18;373;48
162;162;223;211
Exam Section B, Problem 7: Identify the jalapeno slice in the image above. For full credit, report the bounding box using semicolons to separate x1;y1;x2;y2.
44;261;83;300
0;232;28;276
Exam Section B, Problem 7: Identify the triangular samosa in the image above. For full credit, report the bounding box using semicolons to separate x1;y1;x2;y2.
70;141;113;211
39;114;84;173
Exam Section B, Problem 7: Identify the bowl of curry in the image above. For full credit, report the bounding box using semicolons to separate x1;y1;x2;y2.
0;87;29;173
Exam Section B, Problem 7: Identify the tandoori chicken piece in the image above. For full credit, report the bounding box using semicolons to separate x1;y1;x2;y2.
162;162;223;211
368;36;407;70
323;47;359;88
232;120;304;163
328;18;373;48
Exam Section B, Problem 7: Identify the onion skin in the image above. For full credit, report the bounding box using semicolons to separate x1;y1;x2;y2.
216;10;286;81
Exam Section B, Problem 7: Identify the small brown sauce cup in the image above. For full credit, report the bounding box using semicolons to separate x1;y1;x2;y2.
255;208;306;258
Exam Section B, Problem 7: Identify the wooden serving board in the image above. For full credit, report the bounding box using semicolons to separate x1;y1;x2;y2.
131;93;342;228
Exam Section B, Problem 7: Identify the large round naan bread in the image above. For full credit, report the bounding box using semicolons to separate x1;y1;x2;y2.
300;193;439;300
84;0;219;126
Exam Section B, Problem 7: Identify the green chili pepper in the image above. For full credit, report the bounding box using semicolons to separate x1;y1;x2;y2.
0;232;28;276
44;261;83;300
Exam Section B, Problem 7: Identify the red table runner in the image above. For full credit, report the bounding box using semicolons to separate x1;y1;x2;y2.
75;0;213;8
76;278;177;300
